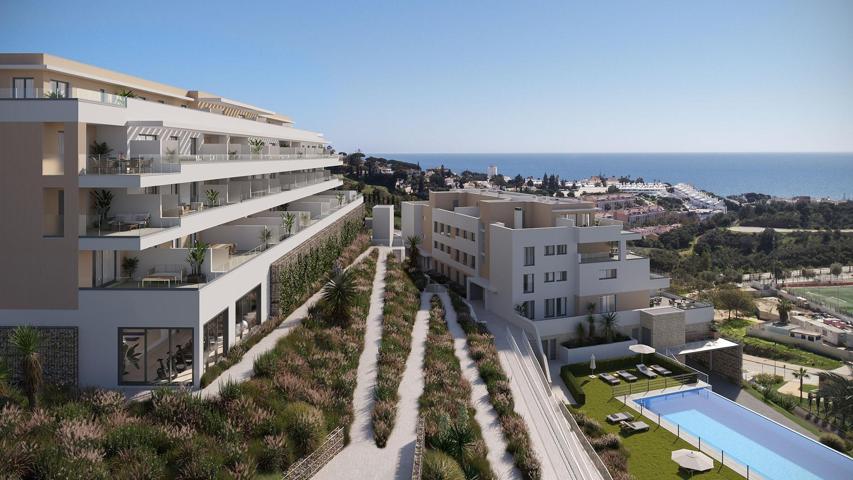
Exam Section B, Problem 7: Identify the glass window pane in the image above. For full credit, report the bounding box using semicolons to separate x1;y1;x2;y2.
120;329;145;383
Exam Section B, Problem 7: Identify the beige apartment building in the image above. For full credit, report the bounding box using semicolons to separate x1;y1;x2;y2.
402;190;715;359
0;54;363;389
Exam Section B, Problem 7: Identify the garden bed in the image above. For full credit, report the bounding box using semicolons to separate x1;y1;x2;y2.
200;221;370;387
371;254;420;447
449;292;541;480
420;295;494;480
0;249;379;479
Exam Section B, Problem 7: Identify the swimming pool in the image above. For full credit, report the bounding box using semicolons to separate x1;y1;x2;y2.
636;388;853;480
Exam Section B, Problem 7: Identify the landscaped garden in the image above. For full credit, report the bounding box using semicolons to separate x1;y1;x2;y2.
371;253;421;447
717;317;842;370
420;295;494;480
449;292;541;480
0;249;379;479
200;218;371;387
563;362;744;480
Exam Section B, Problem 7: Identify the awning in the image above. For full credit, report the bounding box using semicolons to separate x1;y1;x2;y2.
671;338;739;356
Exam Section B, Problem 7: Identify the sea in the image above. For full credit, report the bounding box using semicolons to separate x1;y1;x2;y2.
369;153;853;199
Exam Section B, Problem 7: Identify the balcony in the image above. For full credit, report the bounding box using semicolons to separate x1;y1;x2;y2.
81;151;337;176
92;193;362;290
0;87;128;106
79;173;341;250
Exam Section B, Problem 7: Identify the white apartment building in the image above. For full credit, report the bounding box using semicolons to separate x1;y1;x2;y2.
0;54;364;390
672;183;727;213
402;190;714;359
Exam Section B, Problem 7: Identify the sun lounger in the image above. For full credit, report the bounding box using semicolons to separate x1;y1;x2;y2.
650;364;672;375
606;412;633;423
599;373;620;385
616;370;637;382
636;364;659;378
619;420;650;433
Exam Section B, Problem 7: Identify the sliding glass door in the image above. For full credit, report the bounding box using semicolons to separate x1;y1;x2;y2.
119;327;194;385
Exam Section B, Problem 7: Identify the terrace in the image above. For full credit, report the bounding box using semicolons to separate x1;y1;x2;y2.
94;192;362;290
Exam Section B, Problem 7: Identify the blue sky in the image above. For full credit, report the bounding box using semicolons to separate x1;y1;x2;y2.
2;0;851;153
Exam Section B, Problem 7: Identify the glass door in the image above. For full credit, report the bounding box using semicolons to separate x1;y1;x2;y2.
13;77;34;98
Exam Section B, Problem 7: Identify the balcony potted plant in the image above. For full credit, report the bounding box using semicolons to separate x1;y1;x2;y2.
260;226;272;250
121;256;139;280
336;191;345;206
186;241;209;284
248;138;265;156
281;211;296;238
205;189;220;207
91;189;113;230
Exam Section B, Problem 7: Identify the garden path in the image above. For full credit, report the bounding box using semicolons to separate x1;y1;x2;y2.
438;292;521;480
199;246;377;399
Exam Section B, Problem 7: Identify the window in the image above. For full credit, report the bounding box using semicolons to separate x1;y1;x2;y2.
236;285;261;341
557;244;567;255
434;240;439;249
556;297;567;316
522;300;535;320
462;252;468;264
43;188;64;237
169;135;179;141
558;270;568;281
119;327;193;385
545;298;555;318
203;310;228;368
49;80;69;98
599;294;616;313
523;273;535;293
470;257;476;268
545;245;555;256
600;268;617;280
138;133;158;141
545;272;555;283
524;246;535;266
462;231;467;240
434;221;438;233
12;77;35;98
455;227;460;236
471;232;475;242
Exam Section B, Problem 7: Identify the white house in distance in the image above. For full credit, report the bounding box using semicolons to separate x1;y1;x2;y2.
402;189;717;361
0;53;363;389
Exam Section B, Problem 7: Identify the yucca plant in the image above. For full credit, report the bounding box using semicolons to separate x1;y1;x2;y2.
599;312;619;343
10;326;43;409
321;269;357;326
205;189;220;207
117;88;136;98
91;189;113;228
336;191;345;206
186;241;209;283
260;226;272;250
89;140;113;156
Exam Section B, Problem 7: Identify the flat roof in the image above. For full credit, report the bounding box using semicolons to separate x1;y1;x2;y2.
675;338;739;356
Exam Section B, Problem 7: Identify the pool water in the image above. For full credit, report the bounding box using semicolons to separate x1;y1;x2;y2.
636;388;853;480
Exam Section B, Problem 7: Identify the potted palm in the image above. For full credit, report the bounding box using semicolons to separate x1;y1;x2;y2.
10;326;42;409
281;211;296;237
121;256;139;280
260;226;272;250
336;191;345;206
186;242;209;283
248;138;265;155
91;189;113;229
205;189;220;207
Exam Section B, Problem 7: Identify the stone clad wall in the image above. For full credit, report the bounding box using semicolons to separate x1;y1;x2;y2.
0;326;79;386
269;204;365;316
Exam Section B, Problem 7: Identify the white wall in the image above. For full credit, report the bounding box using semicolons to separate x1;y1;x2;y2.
372;205;394;246
561;339;638;364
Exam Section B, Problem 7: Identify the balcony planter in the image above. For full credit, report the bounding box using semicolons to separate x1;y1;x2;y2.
187;273;207;284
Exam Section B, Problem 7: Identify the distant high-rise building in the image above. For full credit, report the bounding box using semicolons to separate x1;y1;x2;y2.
487;164;498;178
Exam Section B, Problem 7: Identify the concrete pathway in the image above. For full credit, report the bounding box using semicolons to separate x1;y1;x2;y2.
472;303;602;480
316;264;432;480
199;247;377;399
438;292;520;480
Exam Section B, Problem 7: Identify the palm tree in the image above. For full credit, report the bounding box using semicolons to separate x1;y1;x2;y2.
10;326;43;409
792;367;810;404
321;269;357;326
281;211;296;237
776;298;794;325
818;372;853;426
599;312;619;343
406;235;422;269
259;226;272;250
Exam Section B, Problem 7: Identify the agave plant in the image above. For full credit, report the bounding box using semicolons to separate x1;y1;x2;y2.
116;88;136;98
10;326;43;409
599;312;619;343
205;189;220;207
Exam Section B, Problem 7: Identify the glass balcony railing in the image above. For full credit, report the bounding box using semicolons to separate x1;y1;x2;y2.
79;171;339;237
82;152;338;175
93;193;362;290
0;87;128;106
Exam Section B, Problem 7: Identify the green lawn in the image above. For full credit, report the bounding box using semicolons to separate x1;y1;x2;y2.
790;285;853;316
570;377;743;480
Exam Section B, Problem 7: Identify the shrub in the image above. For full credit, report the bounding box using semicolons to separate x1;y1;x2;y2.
256;433;290;473
590;433;621;451
819;433;848;453
283;402;327;457
560;367;586;405
104;424;170;456
82;389;125;417
110;446;166;480
253;350;279;378
423;450;466;480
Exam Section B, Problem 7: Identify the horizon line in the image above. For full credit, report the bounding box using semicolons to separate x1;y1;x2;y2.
359;151;853;155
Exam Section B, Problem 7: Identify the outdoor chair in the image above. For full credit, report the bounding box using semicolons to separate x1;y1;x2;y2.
636;364;659;378
616;370;638;382
619;420;650;433
650;364;672;375
599;373;620;385
606;412;633;423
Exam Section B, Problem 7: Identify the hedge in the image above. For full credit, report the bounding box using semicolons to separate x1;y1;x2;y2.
560;367;587;405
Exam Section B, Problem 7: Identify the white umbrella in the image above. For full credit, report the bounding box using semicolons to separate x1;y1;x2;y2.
629;343;655;364
589;354;597;378
671;449;713;472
